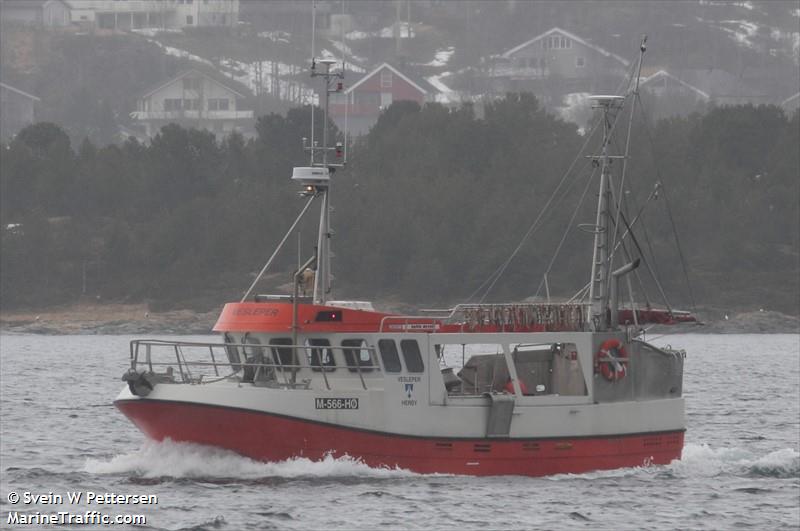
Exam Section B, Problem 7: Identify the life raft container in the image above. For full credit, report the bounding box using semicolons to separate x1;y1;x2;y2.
595;339;628;381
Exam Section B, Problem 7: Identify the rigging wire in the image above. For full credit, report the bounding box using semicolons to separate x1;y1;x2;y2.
607;36;646;291
465;118;603;303
606;128;663;310
466;47;647;305
635;93;699;316
533;166;597;299
614;206;674;313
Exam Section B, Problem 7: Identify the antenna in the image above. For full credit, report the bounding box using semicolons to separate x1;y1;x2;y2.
310;1;317;163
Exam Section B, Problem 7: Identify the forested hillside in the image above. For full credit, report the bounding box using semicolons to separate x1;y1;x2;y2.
1;98;797;315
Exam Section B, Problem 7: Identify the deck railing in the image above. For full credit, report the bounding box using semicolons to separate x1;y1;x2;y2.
129;339;379;390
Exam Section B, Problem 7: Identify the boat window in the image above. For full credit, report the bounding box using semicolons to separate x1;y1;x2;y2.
242;334;265;383
223;333;242;371
269;337;294;371
342;339;374;372
400;340;425;373
306;338;335;372
315;310;342;322
378;339;402;373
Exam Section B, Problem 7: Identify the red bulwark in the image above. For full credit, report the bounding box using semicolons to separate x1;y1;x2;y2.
116;399;683;477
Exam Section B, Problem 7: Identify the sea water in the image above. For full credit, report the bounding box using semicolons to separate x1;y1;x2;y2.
0;334;797;530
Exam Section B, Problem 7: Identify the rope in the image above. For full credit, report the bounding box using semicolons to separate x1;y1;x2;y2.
533;166;597;299
635;93;698;316
466;117;603;303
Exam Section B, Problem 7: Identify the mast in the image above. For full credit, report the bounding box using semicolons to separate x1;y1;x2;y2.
308;58;345;305
587;95;624;330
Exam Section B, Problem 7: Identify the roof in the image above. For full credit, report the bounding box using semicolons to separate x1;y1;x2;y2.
0;82;41;101
782;92;799;107
676;69;763;99
139;69;247;100
501;27;630;67
639;70;710;100
344;63;428;95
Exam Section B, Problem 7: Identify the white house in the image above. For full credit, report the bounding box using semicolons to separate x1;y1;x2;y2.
133;69;253;139
0;0;71;28
66;0;238;30
488;27;631;102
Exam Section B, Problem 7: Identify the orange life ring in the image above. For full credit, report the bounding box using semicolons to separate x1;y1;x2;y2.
595;339;628;381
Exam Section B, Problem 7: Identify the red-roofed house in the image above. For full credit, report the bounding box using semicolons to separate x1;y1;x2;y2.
329;63;433;136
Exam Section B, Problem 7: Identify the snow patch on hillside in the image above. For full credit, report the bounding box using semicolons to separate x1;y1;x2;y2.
346;22;415;40
151;41;214;66
425;47;454;67
426;73;458;104
328;41;367;72
220;58;317;105
718;19;760;49
258;30;291;43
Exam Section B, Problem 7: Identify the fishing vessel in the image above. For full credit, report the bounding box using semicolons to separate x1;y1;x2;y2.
116;42;695;476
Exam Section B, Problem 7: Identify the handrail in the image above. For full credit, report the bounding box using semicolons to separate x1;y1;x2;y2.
379;303;590;333
129;339;378;391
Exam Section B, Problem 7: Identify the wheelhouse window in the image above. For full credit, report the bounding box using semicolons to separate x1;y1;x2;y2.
223;332;242;371
400;340;424;373
378;339;402;373
269;337;294;370
306;338;335;372
342;339;374;372
242;334;265;382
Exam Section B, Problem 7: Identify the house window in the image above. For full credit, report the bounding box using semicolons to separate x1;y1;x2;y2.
183;98;199;110
380;69;392;88
163;98;182;111
186;15;194;25
576;56;585;68
546;35;571;50
208;98;229;111
380;92;393;107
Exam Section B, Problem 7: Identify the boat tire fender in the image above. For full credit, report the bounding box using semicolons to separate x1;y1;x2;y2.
122;370;154;397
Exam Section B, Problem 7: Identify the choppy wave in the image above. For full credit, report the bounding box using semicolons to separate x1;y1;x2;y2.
670;443;799;479
83;440;798;482
84;439;416;480
540;442;799;482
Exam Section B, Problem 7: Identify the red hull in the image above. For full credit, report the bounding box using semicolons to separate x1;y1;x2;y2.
115;399;683;476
